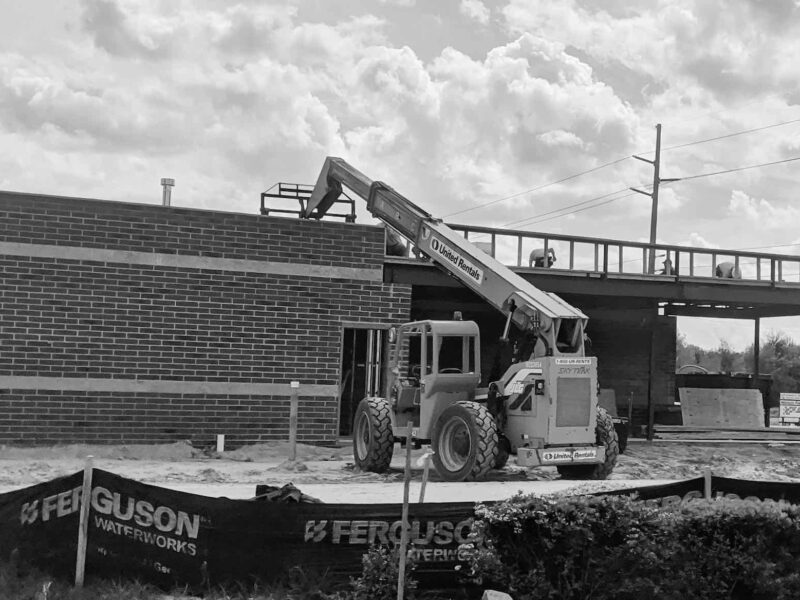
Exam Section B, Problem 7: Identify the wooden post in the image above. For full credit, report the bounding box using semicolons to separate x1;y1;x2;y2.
397;422;414;600
754;318;761;376
289;381;299;461
703;468;712;500
75;456;94;587
627;391;633;425
647;325;657;441
418;452;432;503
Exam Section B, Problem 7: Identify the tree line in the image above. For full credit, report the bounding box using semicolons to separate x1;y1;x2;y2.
677;331;800;396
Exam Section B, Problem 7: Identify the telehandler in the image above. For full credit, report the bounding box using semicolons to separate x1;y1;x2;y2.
304;158;618;482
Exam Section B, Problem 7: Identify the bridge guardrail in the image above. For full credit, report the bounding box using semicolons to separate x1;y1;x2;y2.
426;225;800;285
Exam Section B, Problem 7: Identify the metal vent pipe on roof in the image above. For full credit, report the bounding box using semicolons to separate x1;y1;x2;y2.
161;178;175;206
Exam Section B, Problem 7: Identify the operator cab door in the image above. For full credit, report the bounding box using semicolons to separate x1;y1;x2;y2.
391;321;480;440
417;324;480;439
391;324;428;434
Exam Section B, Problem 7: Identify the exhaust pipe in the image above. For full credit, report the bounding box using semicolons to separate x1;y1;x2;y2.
160;178;175;206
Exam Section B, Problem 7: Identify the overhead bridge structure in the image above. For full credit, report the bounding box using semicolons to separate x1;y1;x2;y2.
384;224;800;322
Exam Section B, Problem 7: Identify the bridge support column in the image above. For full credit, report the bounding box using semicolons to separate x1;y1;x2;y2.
753;317;760;375
647;326;657;440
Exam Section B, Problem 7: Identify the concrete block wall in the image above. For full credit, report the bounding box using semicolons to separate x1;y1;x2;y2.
0;191;411;446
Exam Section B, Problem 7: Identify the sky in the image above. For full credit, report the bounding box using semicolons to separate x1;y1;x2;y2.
1;0;800;352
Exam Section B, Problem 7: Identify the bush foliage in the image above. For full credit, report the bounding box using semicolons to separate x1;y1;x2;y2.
462;493;800;600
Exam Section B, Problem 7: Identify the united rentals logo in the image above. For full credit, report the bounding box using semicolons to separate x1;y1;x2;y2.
429;238;484;285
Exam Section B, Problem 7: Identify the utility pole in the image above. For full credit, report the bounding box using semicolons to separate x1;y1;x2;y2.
631;124;679;273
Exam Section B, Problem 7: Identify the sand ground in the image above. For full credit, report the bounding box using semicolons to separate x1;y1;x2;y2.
1;438;799;502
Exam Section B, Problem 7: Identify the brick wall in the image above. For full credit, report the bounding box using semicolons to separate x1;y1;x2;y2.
0;191;411;446
0;191;383;268
587;306;676;425
0;392;339;446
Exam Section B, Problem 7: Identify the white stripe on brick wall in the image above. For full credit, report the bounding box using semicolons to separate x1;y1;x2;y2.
0;376;338;396
0;241;381;282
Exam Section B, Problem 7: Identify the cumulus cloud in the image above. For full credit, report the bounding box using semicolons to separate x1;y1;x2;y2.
0;0;797;248
459;0;490;25
502;0;800;103
81;0;179;59
685;233;719;249
727;189;800;226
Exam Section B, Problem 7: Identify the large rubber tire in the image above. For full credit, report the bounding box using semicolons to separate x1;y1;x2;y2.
557;406;619;480
432;401;498;482
352;397;394;472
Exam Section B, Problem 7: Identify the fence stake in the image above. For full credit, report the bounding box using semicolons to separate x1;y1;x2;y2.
75;455;94;587
397;422;414;600
704;468;712;500
289;381;299;461
418;452;433;503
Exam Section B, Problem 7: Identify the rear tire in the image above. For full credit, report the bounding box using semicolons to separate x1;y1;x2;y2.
432;401;498;482
557;406;619;480
352;397;394;472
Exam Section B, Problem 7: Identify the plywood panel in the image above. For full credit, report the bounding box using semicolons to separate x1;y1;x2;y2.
678;388;764;428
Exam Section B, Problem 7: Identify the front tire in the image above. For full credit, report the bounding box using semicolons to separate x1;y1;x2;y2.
432;401;498;482
557;406;619;480
352;397;394;472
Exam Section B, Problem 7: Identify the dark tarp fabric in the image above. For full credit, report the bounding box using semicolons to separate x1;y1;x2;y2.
2;470;800;589
712;475;800;503
86;469;212;587
204;498;478;586
0;471;84;578
596;477;707;504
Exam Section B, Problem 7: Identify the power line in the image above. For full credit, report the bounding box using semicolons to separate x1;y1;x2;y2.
483;154;799;231
443;155;631;218
517;192;638;227
447;118;800;224
501;188;637;229
661;118;800;152
501;187;630;226
637;117;800;156
671;156;800;182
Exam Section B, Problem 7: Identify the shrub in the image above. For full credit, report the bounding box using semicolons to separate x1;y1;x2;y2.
462;493;800;600
345;544;418;600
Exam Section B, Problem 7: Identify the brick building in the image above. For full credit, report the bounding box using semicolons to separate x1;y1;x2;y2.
0;191;409;446
0;190;675;447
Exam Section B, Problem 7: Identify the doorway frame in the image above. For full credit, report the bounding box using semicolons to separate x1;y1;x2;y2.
337;321;393;437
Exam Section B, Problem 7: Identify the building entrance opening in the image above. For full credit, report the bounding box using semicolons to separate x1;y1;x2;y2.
339;328;385;436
